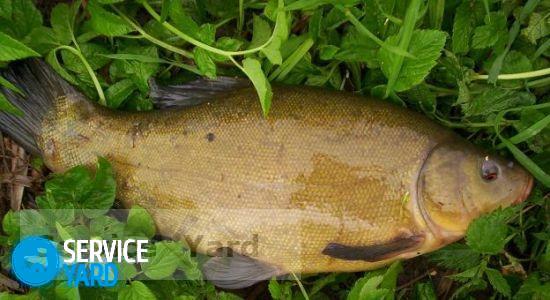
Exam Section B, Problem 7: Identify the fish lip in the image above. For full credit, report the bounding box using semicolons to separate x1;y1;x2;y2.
515;175;534;205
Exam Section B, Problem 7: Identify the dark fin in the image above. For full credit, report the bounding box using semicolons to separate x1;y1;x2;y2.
149;77;250;109
0;59;78;155
202;247;280;289
322;234;425;262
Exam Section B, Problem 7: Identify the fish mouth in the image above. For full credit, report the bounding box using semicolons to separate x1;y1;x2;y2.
514;175;534;205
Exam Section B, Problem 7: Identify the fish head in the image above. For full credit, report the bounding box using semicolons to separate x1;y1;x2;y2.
418;139;533;241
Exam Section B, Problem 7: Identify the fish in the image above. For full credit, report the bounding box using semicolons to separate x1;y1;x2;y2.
0;60;533;289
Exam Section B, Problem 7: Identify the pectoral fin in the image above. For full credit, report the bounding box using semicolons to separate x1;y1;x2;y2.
322;233;425;262
202;248;281;289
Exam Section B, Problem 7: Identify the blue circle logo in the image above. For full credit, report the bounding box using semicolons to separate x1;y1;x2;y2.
11;236;60;287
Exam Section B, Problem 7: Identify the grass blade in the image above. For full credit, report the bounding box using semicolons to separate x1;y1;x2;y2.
497;113;550;149
268;38;314;81
384;0;422;97
488;0;541;83
337;6;415;59
500;137;550;187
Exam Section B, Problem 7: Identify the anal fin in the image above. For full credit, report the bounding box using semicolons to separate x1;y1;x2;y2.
322;233;425;262
202;248;281;289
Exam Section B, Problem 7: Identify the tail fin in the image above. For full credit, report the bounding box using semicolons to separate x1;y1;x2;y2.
0;60;77;155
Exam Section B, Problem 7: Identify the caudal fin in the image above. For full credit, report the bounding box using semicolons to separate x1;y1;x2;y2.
0;60;77;155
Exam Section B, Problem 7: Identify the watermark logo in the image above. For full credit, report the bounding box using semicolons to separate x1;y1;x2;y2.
11;236;60;287
11;236;149;288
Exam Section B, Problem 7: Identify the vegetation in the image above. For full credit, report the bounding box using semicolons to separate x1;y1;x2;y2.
0;0;548;299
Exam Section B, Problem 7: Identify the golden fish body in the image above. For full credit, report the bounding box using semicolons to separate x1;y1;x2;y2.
34;85;532;278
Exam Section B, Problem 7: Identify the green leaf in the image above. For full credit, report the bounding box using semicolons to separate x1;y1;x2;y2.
117;261;138;281
118;281;157;300
379;261;403;298
61;43;111;73
168;0;200;39
216;292;242;300
55;222;74;241
462;88;536;118
18;210;51;237
379;30;446;92
44;165;93;205
175;248;201;280
159;0;172;22
0;75;23;95
36;194;75;226
55;281;80;300
0;31;40;61
111;44;159;93
413;282;437;300
50;3;74;45
347;273;381;300
521;12;549;44
261;37;283;65
319;45;340;60
106;79;136;109
87;0;132;37
249;15;272;49
142;241;181;279
451;1;476;54
501;50;533;74
89;215;125;239
198;24;216;44
242;58;273;116
485;268;511;297
81;157;116;217
0;0;12;19
125;205;156;238
22;27;60;55
472;12;507;50
429;243;481;271
466;211;510;254
2;210;20;240
0;92;23;116
3;0;42;39
448;265;482;282
268;279;292;300
193;48;217;78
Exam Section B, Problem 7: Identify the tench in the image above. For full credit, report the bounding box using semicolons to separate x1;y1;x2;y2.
0;61;533;288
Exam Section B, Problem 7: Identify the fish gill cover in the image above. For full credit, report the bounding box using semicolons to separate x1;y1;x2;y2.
0;0;548;299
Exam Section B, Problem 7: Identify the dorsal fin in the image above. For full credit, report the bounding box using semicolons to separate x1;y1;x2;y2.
148;77;250;109
322;233;425;262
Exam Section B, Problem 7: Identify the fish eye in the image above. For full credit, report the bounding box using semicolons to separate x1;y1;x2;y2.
481;157;499;182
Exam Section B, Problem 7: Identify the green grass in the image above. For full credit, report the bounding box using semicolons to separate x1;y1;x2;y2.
0;0;549;299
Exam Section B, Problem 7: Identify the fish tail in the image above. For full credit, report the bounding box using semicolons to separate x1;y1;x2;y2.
0;59;76;155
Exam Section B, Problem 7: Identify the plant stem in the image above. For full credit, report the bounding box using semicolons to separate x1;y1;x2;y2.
527;76;550;87
337;6;414;59
141;0;280;57
291;272;309;300
112;6;194;59
238;0;244;33
54;45;106;105
472;68;550;80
